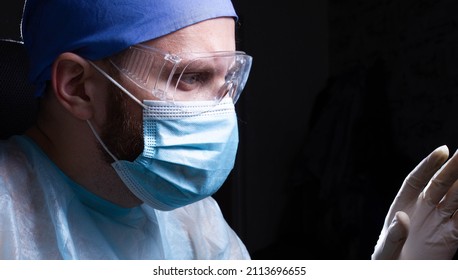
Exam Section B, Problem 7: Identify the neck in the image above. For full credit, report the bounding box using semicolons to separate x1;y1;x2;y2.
25;117;142;208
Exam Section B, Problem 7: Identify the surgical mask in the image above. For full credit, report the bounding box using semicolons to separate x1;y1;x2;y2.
87;62;240;211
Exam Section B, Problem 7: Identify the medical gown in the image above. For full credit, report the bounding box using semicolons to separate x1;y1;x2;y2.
0;136;249;259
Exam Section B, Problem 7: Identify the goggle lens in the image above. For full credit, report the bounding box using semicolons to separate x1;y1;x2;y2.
110;44;252;109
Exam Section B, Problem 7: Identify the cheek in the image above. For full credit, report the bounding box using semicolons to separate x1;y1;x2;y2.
112;75;145;123
129;102;143;127
123;90;144;122
91;81;112;127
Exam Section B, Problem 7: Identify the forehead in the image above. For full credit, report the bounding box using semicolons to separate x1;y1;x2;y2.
142;17;236;54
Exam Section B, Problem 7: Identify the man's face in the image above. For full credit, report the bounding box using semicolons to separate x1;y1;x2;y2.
99;17;236;162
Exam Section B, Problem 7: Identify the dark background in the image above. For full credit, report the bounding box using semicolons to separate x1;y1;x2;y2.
3;1;458;259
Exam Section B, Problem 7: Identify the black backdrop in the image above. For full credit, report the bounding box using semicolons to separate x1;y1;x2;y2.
3;1;458;259
220;0;458;259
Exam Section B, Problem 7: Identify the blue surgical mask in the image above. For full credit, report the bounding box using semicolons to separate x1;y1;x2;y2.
89;99;239;211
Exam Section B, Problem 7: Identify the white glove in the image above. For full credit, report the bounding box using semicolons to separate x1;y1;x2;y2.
372;145;458;259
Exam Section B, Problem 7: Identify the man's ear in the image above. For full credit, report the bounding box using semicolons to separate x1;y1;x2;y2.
51;52;97;120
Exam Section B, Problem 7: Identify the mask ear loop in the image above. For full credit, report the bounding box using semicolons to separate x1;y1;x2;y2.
86;60;144;162
87;120;118;162
86;60;147;109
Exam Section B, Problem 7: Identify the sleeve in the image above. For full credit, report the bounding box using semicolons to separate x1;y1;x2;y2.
0;142;21;259
0;190;19;259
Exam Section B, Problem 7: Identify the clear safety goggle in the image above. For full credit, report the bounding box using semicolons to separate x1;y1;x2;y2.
108;44;253;108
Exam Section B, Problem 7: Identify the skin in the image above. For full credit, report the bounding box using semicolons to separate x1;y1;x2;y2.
25;17;236;208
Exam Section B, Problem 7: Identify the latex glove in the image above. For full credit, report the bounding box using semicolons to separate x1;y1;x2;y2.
372;145;458;259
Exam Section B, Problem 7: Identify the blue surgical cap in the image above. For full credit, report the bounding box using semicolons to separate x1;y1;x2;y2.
21;0;237;95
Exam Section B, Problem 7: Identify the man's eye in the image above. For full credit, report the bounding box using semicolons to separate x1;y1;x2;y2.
180;73;200;85
176;72;210;91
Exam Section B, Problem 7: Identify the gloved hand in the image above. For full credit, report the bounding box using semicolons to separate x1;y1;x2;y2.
372;145;458;259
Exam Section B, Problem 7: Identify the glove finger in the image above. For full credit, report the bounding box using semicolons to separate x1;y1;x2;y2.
447;210;458;257
392;146;448;211
452;208;458;230
373;211;410;260
424;148;458;205
438;179;458;218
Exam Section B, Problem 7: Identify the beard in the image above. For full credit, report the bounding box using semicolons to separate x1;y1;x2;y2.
99;79;144;163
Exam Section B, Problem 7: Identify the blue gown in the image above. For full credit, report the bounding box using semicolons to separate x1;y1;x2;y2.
0;136;249;259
